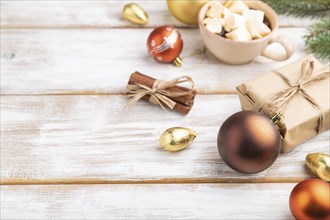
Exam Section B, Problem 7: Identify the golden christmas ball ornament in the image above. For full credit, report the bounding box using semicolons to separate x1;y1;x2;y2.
122;3;149;25
167;0;209;25
160;127;197;152
306;153;330;182
289;178;330;220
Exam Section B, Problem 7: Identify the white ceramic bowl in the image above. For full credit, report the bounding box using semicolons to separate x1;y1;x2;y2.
198;1;294;64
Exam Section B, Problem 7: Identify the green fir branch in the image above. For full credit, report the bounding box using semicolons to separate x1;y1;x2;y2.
262;0;330;59
304;19;330;59
262;0;330;18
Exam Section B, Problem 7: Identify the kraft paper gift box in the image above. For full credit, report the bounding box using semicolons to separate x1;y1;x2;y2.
236;55;330;152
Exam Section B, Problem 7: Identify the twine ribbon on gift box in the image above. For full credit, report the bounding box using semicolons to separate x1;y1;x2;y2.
126;76;195;111
255;60;330;133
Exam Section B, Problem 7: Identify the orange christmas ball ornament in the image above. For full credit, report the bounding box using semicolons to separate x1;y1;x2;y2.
289;178;330;220
147;25;183;66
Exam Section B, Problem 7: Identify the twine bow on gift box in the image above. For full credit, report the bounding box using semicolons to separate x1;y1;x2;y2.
126;75;195;111
256;60;330;133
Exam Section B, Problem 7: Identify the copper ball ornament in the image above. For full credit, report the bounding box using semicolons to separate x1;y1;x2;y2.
289;178;330;220
147;25;183;66
217;111;281;174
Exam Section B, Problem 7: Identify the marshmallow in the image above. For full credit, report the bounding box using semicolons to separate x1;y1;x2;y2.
203;0;270;41
242;9;265;23
225;1;249;14
204;17;224;33
225;27;252;41
206;1;231;18
223;13;246;32
246;21;271;39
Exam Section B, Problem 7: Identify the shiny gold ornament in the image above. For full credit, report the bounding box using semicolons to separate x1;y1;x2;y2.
305;153;330;182
173;57;183;67
167;0;209;25
160;127;197;151
122;3;149;25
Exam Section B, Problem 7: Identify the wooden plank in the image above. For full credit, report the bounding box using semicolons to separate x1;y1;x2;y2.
1;95;328;183
0;183;295;219
0;1;318;29
1;28;309;95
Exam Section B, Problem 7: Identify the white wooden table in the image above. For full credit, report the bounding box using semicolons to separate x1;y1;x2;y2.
1;1;329;219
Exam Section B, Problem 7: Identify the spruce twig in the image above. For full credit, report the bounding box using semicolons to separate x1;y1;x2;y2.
262;0;330;59
262;0;330;18
304;19;330;59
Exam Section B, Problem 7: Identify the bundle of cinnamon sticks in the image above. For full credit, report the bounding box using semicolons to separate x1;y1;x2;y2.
126;71;197;114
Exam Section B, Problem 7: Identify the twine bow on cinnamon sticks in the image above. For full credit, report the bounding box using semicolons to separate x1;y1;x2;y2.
126;72;197;114
256;60;330;133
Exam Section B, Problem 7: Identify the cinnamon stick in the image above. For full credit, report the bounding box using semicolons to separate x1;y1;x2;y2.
139;94;192;114
128;71;196;106
127;71;196;114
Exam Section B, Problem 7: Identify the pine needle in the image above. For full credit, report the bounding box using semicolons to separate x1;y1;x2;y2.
304;19;330;60
262;0;330;18
262;0;330;59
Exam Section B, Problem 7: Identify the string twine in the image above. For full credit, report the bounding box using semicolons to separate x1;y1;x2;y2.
181;47;207;70
126;76;195;111
266;60;330;133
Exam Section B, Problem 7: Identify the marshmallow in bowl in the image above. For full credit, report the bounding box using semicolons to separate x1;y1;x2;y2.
203;0;271;41
246;21;271;39
223;13;246;32
225;27;252;41
225;0;249;14
203;17;224;33
242;9;265;23
206;1;231;18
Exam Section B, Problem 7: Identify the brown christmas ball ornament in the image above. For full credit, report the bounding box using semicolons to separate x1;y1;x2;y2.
217;111;281;174
290;178;330;220
147;25;183;66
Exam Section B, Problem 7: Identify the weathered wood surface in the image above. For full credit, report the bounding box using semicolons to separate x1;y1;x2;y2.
0;1;318;29
1;28;307;95
1;95;328;184
1;1;328;219
1;183;295;219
